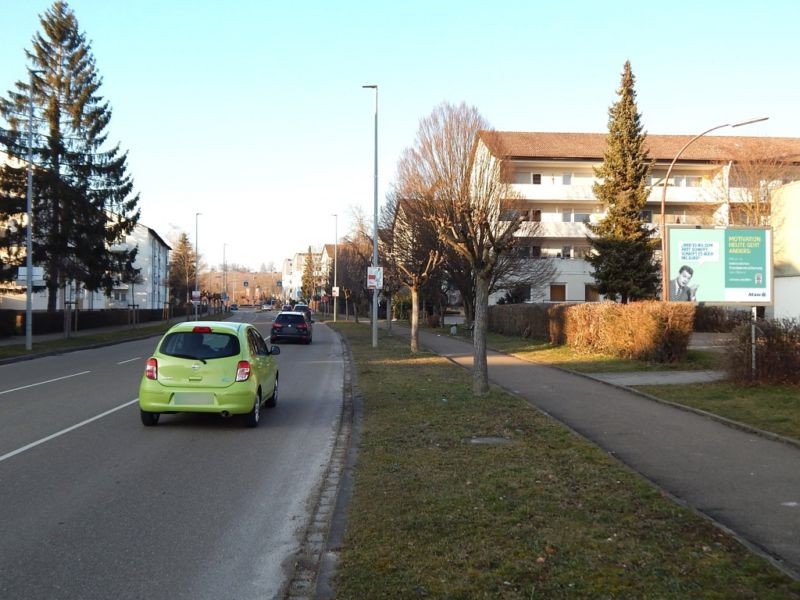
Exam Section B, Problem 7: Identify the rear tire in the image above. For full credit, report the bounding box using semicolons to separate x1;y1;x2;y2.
244;390;262;427
140;410;160;426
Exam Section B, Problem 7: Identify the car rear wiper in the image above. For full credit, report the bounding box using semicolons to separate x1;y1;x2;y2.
172;353;207;364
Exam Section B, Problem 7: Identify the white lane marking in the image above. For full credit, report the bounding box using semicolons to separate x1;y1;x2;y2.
0;398;139;463
117;357;142;365
0;371;91;396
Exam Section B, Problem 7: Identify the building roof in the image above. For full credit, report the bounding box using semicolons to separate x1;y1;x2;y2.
479;131;800;164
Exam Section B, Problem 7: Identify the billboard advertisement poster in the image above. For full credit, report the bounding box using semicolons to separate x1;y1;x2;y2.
666;226;772;305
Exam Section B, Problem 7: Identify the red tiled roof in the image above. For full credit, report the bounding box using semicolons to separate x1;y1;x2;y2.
479;131;800;163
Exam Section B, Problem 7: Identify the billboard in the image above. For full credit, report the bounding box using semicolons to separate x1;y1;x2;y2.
665;226;772;305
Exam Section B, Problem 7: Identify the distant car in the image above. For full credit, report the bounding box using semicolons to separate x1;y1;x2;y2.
271;311;313;344
230;303;238;311
293;303;313;322
281;304;293;312
138;321;280;427
261;303;271;311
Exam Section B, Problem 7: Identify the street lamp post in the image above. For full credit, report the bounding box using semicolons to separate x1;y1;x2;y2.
223;242;227;311
195;212;201;319
363;84;378;347
659;117;768;297
332;213;338;323
25;70;38;351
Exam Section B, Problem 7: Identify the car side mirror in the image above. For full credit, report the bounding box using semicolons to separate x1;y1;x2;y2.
270;345;281;355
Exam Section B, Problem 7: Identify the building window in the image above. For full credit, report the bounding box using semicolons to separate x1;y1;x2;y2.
585;285;600;301
561;245;572;259
574;212;590;223
674;175;702;187
531;245;541;258
513;172;530;184
532;173;542;185
562;173;572;185
561;210;571;222
532;209;541;222
550;284;566;302
639;210;653;223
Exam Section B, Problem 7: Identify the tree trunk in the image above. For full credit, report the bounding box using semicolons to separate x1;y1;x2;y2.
386;291;393;332
463;292;475;325
47;281;58;312
472;273;490;395
410;286;419;353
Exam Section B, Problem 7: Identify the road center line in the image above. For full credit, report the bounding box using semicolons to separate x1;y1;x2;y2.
117;357;142;365
0;371;91;396
0;398;139;463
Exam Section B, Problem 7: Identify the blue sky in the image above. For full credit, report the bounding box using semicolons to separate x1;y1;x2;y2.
2;0;798;271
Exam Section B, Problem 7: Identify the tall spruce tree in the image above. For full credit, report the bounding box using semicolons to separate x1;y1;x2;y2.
0;1;140;311
301;247;316;301
587;61;660;303
167;232;196;308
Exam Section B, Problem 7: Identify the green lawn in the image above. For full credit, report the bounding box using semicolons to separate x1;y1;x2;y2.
331;322;800;598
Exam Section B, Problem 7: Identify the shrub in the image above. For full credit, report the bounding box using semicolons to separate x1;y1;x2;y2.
694;305;752;332
559;301;695;362
488;303;550;338
727;318;800;384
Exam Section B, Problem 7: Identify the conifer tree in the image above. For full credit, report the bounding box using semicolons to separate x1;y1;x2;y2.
301;247;316;301
0;1;140;311
587;61;660;303
167;233;196;308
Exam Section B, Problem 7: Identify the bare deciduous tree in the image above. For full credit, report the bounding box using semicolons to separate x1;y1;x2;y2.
383;192;443;353
723;140;800;227
396;102;523;395
337;209;373;323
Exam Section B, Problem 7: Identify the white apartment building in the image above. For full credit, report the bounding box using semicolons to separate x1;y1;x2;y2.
0;221;170;311
280;247;333;302
772;181;800;320
478;131;800;313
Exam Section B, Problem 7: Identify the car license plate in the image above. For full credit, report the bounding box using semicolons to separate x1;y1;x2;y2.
172;392;214;405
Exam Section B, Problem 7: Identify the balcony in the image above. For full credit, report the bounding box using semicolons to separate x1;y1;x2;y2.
512;183;595;201
517;221;591;238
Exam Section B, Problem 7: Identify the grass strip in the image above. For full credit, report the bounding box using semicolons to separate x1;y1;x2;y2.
332;322;800;599
635;383;800;442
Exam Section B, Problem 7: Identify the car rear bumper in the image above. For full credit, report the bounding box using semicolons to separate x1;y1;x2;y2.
139;382;256;414
270;333;310;343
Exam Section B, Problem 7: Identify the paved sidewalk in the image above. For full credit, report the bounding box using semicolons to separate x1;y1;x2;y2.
386;324;800;580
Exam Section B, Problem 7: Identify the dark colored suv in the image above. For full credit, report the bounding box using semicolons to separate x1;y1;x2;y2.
293;303;313;323
270;311;313;344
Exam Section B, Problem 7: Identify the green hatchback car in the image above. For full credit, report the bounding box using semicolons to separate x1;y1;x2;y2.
138;321;280;427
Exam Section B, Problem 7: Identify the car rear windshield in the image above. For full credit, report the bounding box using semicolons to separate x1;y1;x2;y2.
160;331;240;360
276;313;306;325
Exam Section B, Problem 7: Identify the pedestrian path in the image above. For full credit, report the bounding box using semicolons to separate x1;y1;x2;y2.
587;369;727;386
387;323;800;580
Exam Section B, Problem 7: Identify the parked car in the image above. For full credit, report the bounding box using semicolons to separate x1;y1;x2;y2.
138;321;280;427
271;311;313;344
293;303;313;322
230;303;238;311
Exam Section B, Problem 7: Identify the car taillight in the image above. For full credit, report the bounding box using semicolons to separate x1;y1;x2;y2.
236;360;251;382
296;323;307;331
272;323;282;330
145;358;158;380
192;326;212;333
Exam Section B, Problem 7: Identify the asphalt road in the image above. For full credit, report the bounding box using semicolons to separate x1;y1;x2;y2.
0;310;344;600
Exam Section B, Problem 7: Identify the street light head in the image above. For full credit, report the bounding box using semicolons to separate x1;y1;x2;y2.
362;84;377;89
732;116;769;128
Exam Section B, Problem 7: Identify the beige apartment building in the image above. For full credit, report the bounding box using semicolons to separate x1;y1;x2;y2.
478;131;800;317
